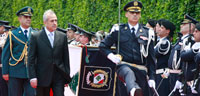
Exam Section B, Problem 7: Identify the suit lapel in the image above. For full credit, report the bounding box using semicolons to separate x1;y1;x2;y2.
28;28;33;41
41;28;52;48
53;31;59;49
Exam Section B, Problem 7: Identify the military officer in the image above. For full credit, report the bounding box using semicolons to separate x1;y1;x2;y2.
1;6;36;96
66;23;77;44
99;1;156;96
0;20;9;96
168;14;197;95
154;19;175;96
79;29;94;45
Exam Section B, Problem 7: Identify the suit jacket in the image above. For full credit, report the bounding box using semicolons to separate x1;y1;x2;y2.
28;27;71;87
1;27;36;78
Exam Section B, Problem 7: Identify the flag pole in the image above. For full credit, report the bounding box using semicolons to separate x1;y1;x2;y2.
117;0;121;54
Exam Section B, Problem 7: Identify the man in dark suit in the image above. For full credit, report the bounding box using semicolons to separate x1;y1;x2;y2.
27;9;71;96
1;6;36;96
99;1;156;96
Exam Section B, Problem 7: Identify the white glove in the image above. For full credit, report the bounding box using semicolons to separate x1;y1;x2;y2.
174;80;183;90
148;80;156;89
110;24;119;33
107;53;121;64
191;86;198;94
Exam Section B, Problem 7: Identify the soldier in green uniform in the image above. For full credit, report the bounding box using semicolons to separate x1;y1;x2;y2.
1;6;36;96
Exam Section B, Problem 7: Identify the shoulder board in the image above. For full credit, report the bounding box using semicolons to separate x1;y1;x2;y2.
142;26;149;30
11;27;17;31
11;27;21;34
12;27;20;31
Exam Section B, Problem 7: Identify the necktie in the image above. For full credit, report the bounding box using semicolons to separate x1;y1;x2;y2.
49;32;54;47
24;30;28;39
131;27;136;37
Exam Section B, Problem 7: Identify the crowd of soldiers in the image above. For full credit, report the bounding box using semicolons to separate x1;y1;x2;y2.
145;15;200;96
57;23;107;46
0;1;200;96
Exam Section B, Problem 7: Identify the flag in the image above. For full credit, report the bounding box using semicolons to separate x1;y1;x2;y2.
77;47;117;96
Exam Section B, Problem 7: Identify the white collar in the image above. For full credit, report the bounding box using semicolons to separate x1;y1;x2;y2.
181;34;189;40
45;27;54;36
20;26;30;33
159;36;167;41
128;23;139;34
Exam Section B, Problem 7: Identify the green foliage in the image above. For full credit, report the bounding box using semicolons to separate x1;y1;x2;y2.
0;0;200;40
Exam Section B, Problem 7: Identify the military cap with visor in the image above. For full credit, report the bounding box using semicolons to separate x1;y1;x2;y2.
182;14;199;24
57;27;67;33
67;23;77;32
80;29;95;41
195;23;200;31
0;20;9;27
16;6;33;16
123;0;143;12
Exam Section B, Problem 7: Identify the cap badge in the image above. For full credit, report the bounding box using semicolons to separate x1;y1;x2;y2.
125;26;127;30
28;8;31;13
140;29;142;32
134;1;138;6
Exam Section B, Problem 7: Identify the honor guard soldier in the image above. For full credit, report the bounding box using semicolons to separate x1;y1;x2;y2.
1;6;36;96
99;1;156;96
168;14;197;95
0;20;9;96
146;19;157;45
79;29;94;45
181;23;200;95
70;27;81;45
66;23;77;44
194;51;200;95
154;19;175;96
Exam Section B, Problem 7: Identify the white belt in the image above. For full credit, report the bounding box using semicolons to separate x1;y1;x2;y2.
156;68;181;74
156;68;165;74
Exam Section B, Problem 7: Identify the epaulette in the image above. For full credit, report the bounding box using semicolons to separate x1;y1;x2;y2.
142;26;150;30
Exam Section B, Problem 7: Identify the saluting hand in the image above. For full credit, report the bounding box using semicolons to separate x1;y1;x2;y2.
30;78;38;88
2;74;9;81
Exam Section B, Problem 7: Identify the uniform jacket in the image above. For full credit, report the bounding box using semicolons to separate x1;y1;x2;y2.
154;37;171;69
99;23;156;80
27;27;71;87
1;27;36;78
